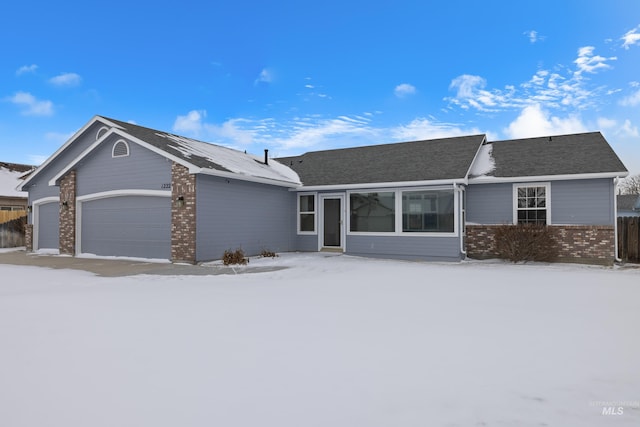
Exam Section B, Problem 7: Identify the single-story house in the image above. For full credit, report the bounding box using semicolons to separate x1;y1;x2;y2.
617;194;640;217
1;162;33;212
21;115;628;265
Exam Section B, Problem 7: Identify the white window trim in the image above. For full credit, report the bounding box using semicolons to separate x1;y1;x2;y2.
111;139;130;158
346;186;460;237
96;126;110;141
297;192;317;235
512;182;551;225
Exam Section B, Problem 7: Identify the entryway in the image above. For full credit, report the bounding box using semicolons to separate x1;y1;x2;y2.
320;194;344;251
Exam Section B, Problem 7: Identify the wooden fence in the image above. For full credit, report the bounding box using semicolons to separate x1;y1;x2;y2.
618;217;640;263
0;210;27;224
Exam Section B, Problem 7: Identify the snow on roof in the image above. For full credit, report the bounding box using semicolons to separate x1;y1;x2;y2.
0;167;28;198
468;143;495;178
156;133;301;185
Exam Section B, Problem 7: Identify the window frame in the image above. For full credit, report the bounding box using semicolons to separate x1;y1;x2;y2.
112;139;130;158
297;192;317;235
346;186;459;237
512;182;551;225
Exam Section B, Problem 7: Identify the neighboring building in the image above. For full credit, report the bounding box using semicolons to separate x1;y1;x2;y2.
0;162;33;211
617;194;640;217
20;115;628;265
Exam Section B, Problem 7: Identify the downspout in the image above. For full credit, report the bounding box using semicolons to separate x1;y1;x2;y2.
613;177;622;263
454;183;467;257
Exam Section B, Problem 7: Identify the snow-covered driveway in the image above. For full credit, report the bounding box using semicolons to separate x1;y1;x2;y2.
1;253;638;426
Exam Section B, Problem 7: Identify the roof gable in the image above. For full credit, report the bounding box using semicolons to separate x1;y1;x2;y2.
471;132;627;180
278;134;486;187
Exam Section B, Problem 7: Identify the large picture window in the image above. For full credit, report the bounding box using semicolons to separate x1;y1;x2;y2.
350;192;395;232
298;194;316;233
515;184;549;225
402;189;454;233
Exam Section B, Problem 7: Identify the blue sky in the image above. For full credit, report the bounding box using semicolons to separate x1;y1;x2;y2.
1;0;639;175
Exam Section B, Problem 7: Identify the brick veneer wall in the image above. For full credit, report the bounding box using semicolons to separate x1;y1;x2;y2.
171;162;196;263
25;224;33;251
466;224;615;266
59;170;76;255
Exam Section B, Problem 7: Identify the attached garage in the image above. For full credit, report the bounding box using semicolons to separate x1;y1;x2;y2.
79;194;171;259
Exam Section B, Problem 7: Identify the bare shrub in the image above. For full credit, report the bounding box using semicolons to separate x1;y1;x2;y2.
223;248;247;265
260;248;278;258
494;223;558;262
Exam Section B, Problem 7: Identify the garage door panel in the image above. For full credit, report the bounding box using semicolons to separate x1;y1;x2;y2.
37;202;59;250
81;196;170;259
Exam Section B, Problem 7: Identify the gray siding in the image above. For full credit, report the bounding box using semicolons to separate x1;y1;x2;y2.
467;179;615;226
346;235;462;261
81;196;171;259
27;121;109;203
76;135;171;196
466;183;512;224
36;201;59;249
295;234;318;252
196;175;296;261
551;178;614;225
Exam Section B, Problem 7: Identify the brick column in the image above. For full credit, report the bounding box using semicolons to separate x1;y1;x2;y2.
25;224;33;251
59;170;76;255
171;162;197;263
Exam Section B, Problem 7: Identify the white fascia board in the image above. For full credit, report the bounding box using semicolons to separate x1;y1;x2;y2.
467;171;628;184
195;167;302;188
290;178;467;192
21;115;114;190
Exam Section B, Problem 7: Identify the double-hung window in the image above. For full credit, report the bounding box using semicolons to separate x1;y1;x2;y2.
514;184;550;225
298;194;316;233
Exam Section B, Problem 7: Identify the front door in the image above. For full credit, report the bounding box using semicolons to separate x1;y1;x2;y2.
321;196;344;250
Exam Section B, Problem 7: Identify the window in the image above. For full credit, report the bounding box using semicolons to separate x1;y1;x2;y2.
112;140;130;158
402;189;454;233
514;184;549;224
298;194;316;233
350;192;395;232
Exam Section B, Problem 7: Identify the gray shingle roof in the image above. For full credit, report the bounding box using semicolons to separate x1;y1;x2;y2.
483;132;627;178
277;135;486;186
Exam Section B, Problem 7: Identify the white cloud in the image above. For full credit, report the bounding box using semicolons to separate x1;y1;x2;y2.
619;119;639;137
504;104;588;139
204;119;256;145
7;92;54;116
394;83;416;98
16;64;38;75
49;72;82;87
597;117;617;129
272;116;375;150
621;26;640;49
524;30;545;44
391;117;482;141
620;90;640;107
254;68;273;85
173;110;206;136
573;46;616;75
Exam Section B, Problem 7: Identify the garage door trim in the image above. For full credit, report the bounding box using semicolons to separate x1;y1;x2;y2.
32;196;60;251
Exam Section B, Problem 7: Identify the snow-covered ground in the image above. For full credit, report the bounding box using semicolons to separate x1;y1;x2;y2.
1;253;638;426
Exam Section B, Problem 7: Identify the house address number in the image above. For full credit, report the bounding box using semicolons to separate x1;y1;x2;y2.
161;183;172;189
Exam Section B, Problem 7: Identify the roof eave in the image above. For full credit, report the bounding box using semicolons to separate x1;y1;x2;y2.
195;167;301;188
468;171;629;184
292;178;468;192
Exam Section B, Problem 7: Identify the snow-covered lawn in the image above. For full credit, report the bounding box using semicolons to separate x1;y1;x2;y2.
1;254;638;426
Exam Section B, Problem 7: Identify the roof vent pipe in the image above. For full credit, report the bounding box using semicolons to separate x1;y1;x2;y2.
264;149;269;165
